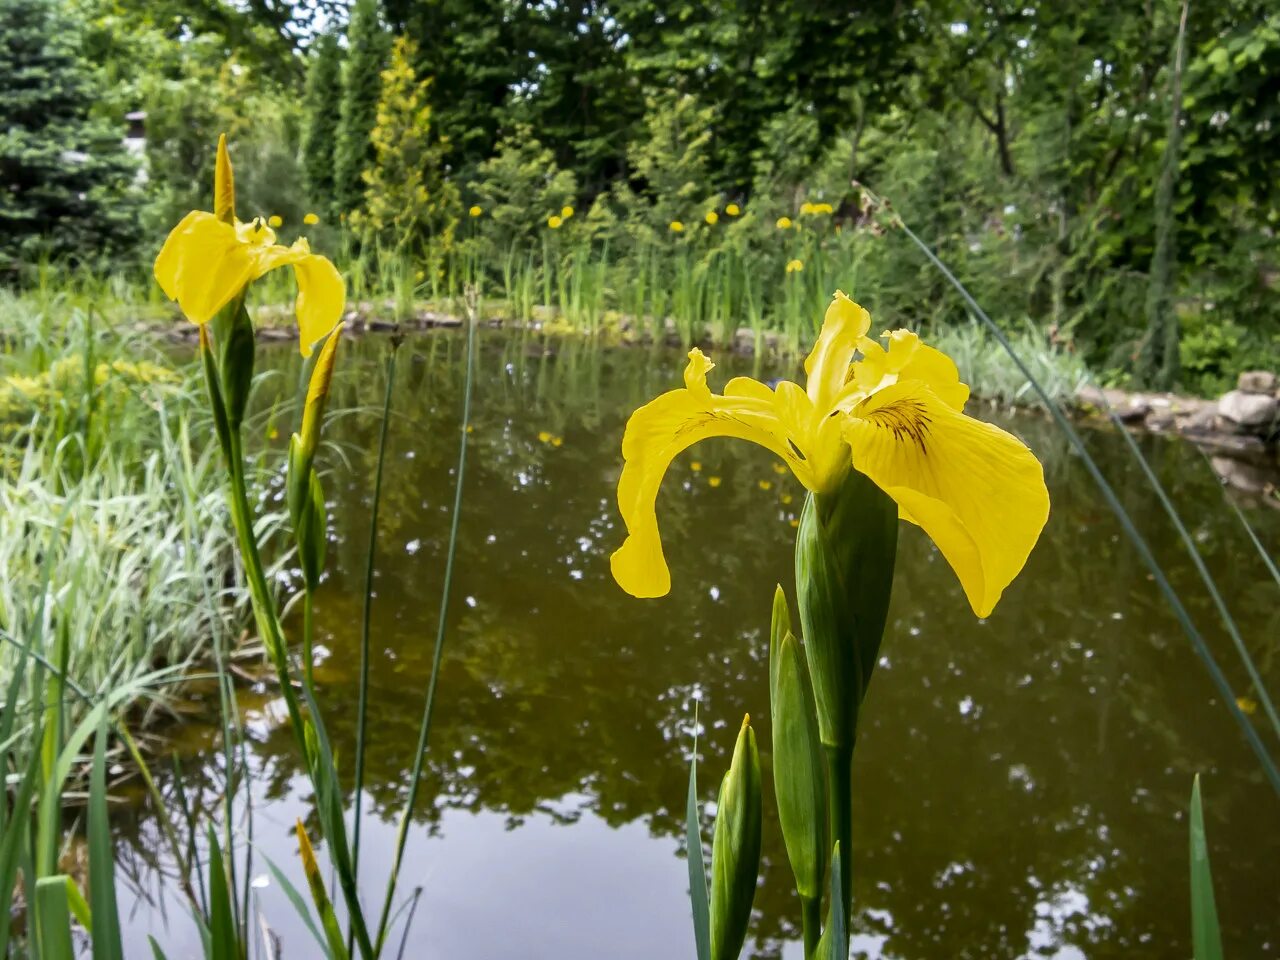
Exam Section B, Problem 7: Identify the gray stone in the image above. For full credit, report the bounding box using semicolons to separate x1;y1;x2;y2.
1237;370;1277;394
1217;389;1278;429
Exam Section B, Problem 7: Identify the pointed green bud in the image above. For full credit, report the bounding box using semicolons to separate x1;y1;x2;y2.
794;469;897;748
300;322;343;458
710;715;762;960
770;630;826;903
768;584;790;694
296;469;328;591
216;300;255;431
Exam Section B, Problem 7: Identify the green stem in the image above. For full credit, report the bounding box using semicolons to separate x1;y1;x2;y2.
825;742;853;948
801;893;821;959
302;588;315;694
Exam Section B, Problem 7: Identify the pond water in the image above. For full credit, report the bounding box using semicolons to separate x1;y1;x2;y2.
116;330;1278;958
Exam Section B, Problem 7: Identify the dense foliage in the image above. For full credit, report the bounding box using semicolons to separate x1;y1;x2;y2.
9;0;1280;392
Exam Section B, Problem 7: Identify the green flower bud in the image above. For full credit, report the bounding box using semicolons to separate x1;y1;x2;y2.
710;716;763;960
296;468;328;591
770;629;826;903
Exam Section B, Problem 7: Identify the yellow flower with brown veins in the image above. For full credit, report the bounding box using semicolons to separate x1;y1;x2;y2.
153;136;344;357
610;291;1050;617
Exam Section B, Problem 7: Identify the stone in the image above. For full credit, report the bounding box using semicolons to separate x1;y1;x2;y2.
1237;370;1277;394
1217;389;1278;430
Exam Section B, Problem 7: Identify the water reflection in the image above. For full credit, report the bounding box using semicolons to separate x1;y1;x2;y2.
118;330;1278;958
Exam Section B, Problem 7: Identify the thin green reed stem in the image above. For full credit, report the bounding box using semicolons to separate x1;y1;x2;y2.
885;210;1280;795
352;341;399;911
374;304;477;953
303;588;316;694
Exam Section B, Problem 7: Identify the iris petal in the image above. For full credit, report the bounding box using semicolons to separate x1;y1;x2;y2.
803;291;870;410
843;379;1049;617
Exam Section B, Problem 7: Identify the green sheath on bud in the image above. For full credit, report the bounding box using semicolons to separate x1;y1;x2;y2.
770;629;826;904
794;469;897;749
710;715;763;960
296;469;328;591
768;584;790;694
214;300;255;431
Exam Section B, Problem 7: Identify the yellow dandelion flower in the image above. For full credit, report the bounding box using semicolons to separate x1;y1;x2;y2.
705;211;719;226
1237;697;1258;716
670;220;685;233
708;476;722;488
552;436;564;447
304;212;320;225
469;205;483;217
776;216;792;230
800;202;816;216
538;430;553;443
691;461;702;472
758;480;772;491
548;215;563;229
562;205;574;219
268;215;283;228
726;203;741;217
772;462;787;474
781;493;793;505
816;202;834;215
786;259;804;273
789;517;800;528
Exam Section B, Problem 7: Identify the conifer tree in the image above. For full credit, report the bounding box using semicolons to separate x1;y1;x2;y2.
301;30;343;217
334;0;388;218
0;0;139;270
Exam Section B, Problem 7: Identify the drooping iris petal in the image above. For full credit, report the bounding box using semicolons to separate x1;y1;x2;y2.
842;379;1049;617
154;212;258;324
610;350;801;598
251;239;346;357
803;291;870;411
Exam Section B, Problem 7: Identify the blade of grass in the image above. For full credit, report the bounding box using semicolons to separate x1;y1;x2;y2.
295;820;350;960
1189;775;1223;960
261;853;329;957
206;825;241;960
89;713;124;960
35;875;76;960
686;704;711;960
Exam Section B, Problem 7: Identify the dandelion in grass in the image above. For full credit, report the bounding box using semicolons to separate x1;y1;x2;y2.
759;480;772;491
815;202;834;215
726;203;741;217
800;202;816;216
268;214;283;228
786;259;804;274
153;135;344;356
776;216;792;230
469;205;483;217
708;476;722;488
548;215;563;229
561;205;574;219
705;211;719;226
609;290;1050;615
781;493;793;505
691;461;702;472
670;220;685;233
304;212;320;225
538;430;554;443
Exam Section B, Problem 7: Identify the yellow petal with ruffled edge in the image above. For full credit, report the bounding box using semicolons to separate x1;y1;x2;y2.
851;329;970;412
842;380;1049;617
610;349;803;598
154;212;345;356
803;291;870;411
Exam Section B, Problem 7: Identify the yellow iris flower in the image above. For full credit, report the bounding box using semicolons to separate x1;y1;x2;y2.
153;136;344;358
610;290;1050;617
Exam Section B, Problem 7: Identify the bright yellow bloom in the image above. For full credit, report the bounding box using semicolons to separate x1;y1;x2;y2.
691;461;702;472
548;215;563;229
786;259;804;273
708;476;722;488
705;211;719;226
670;220;685;233
470;205;483;217
758;480;772;491
154;136;344;358
304;212;320;225
268;215;283;228
799;202;816;216
552;436;564;448
776;217;792;230
781;493;793;504
726;203;741;217
609;290;1050;617
538;430;554;443
562;205;574;219
815;202;834;215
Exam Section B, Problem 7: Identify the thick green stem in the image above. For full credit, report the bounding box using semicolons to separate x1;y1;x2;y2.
825;742;853;948
801;893;821;959
302;588;316;694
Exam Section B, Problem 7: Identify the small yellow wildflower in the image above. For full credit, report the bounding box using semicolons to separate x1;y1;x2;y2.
538;430;553;443
758;480;772;491
548;215;563;229
1237;697;1258;716
469;205;483;217
562;205;574;219
786;259;804;273
268;426;279;440
691;461;702;472
304;212;320;225
670;220;685;233
776;217;792;230
799;202;816;216
466;424;475;433
815;202;834;215
705;211;719;226
789;517;800;528
268;215;283;228
781;493;793;505
708;476;722;488
772;463;787;474
552;436;564;448
726;203;741;217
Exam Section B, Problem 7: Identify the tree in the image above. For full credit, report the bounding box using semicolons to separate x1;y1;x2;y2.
302;30;343;216
0;0;140;271
350;35;457;253
334;0;387;217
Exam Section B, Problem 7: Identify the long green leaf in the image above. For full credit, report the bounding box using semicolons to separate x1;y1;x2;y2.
1189;776;1223;960
148;935;171;960
686;708;711;960
35;875;76;960
261;853;329;956
0;718;44;959
295;819;350;960
206;825;242;960
89;714;124;960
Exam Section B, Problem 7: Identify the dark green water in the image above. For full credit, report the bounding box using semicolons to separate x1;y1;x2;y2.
118;330;1278;958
